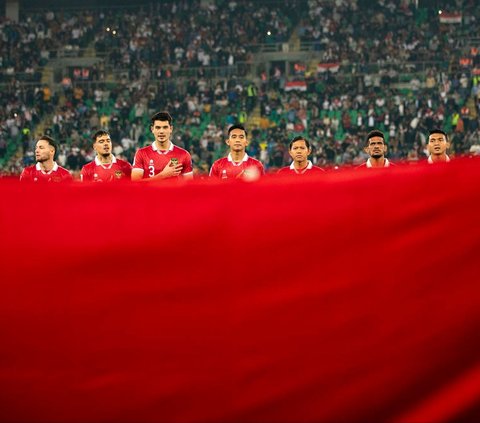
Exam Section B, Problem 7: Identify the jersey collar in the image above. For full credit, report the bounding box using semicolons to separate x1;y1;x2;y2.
95;155;117;165
36;162;59;173
366;158;390;168
152;141;174;154
290;160;313;172
227;153;249;165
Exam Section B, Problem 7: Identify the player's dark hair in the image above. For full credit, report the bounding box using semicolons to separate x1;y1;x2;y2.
39;135;57;156
92;129;110;143
289;136;311;150
228;124;247;137
151;111;173;126
429;128;448;141
366;130;385;145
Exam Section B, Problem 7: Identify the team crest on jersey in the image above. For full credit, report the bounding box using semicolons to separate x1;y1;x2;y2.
51;176;63;183
114;170;123;179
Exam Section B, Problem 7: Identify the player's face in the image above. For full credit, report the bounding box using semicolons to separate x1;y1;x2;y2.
94;134;112;157
289;140;311;163
226;128;248;152
151;120;173;143
427;133;449;156
365;136;387;159
35;140;54;163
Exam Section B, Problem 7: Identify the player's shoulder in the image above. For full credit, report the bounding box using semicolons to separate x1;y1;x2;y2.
311;165;325;172
58;165;73;176
116;158;132;168
22;164;36;173
247;156;264;166
277;166;291;174
172;144;191;156
20;165;35;179
212;156;228;166
82;161;95;171
136;144;153;155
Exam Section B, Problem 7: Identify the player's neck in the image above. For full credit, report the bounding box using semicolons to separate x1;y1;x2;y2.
230;150;246;163
294;159;308;170
97;154;113;164
156;139;171;152
369;157;386;167
39;159;55;172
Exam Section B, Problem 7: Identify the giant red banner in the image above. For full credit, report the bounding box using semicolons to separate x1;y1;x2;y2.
1;159;480;422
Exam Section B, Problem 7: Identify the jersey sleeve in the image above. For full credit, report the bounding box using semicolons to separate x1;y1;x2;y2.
122;161;133;178
80;164;92;182
19;168;30;181
256;161;265;176
181;152;193;175
60;168;74;182
132;149;145;171
209;161;219;178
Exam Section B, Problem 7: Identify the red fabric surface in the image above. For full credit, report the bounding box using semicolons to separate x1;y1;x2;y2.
1;159;480;422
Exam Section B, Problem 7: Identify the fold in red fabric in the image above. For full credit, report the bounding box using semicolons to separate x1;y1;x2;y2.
1;159;480;422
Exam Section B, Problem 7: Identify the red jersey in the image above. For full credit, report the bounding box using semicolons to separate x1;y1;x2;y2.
20;162;73;183
81;156;132;182
209;153;265;179
278;161;325;175
132;142;193;179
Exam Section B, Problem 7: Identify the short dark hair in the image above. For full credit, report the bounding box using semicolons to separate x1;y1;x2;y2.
429;128;448;141
228;124;247;137
151;111;173;126
289;136;311;150
92;129;110;143
38;135;57;155
366;130;385;145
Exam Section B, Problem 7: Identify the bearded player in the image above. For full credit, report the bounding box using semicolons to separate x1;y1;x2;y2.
81;130;132;182
20;136;73;183
357;130;394;168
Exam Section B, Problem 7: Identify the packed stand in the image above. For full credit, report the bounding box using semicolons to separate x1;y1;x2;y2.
298;0;479;67
95;0;298;79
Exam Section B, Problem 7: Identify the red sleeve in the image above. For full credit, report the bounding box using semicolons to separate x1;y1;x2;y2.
257;161;265;175
19;167;31;181
132;149;145;171
61;168;74;182
209;161;219;178
182;152;193;174
81;164;92;182
121;161;132;178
